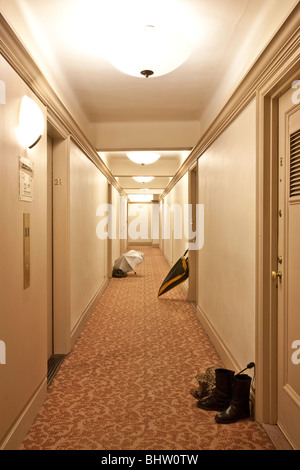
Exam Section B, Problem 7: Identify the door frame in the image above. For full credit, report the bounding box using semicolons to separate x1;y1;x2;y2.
47;135;54;359
107;182;113;277
188;163;198;304
255;62;300;424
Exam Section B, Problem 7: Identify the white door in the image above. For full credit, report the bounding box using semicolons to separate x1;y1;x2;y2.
277;86;300;449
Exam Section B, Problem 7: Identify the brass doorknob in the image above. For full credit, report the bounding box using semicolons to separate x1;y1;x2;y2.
272;271;282;280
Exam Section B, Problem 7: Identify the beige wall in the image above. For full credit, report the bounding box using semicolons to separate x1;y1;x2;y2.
162;100;256;367
92;121;200;150
197;99;256;368
70;140;108;331
0;56;47;448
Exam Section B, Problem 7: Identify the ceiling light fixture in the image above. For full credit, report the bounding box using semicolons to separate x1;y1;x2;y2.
127;152;160;165
133;176;154;183
17;96;44;149
128;194;153;202
106;25;192;78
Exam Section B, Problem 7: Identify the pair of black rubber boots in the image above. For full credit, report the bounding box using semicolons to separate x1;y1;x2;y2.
197;368;252;424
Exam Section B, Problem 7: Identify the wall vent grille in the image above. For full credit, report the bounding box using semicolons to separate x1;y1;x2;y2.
290;129;300;198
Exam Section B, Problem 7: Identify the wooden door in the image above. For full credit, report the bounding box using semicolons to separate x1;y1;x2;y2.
277;86;300;449
188;165;198;303
47;135;53;359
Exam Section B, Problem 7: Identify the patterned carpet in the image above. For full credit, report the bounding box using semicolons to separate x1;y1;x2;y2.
22;247;274;450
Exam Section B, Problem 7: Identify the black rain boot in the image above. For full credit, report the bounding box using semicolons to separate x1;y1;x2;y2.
197;368;234;411
215;374;252;424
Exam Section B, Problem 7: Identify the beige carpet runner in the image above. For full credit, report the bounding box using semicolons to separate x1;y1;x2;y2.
22;247;274;450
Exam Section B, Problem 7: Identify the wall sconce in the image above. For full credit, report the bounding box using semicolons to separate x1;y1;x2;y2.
17;96;44;149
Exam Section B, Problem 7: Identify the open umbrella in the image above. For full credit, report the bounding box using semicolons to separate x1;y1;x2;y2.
113;250;144;274
158;249;189;297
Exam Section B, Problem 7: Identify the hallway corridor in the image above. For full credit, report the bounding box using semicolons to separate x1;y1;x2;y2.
21;247;274;450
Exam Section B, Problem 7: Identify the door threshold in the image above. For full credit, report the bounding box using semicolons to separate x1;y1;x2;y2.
47;354;66;387
262;424;294;450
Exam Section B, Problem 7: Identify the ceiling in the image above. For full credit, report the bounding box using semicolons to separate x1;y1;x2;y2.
1;0;298;199
98;149;191;199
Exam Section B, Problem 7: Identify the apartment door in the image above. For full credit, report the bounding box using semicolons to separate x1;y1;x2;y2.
188;165;198;303
47;135;53;359
277;86;300;449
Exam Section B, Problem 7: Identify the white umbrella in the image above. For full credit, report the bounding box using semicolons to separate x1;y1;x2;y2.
113;250;144;273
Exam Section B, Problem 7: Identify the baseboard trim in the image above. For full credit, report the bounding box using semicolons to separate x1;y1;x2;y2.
0;377;47;450
128;241;152;246
195;304;241;372
71;277;109;349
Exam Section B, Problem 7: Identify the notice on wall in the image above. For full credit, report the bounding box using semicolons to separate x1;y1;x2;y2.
19;156;34;202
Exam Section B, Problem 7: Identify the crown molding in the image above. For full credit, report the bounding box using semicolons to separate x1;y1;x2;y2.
161;3;300;199
0;14;125;196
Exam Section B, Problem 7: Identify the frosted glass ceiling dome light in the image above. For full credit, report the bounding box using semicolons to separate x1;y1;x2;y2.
129;194;153;202
133;176;155;183
127;152;160;165
106;25;192;78
17;96;44;148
